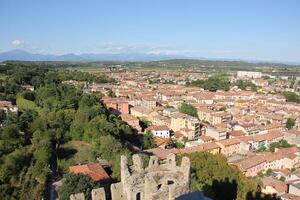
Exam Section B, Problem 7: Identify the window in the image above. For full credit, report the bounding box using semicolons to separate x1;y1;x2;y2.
136;192;141;200
157;184;162;190
167;180;174;185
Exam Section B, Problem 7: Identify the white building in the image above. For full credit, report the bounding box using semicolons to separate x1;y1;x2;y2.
237;71;262;79
148;125;170;138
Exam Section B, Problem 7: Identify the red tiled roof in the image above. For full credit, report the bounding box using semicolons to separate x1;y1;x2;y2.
69;163;110;181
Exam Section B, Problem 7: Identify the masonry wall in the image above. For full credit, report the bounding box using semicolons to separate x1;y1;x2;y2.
69;153;190;200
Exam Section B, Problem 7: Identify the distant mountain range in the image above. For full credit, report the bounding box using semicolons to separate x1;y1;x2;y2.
0;49;299;65
0;49;186;62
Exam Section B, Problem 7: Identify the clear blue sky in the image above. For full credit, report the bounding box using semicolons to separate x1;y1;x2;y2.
0;0;300;62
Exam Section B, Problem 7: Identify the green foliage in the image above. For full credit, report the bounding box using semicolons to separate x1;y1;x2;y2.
235;80;257;91
183;152;257;200
59;173;101;200
279;176;286;182
92;135;131;179
171;139;185;149
189;75;230;91
59;70;115;84
178;103;198;117
265;168;273;176
142;133;157;150
282;91;300;103
0;64;131;199
269;140;293;152
286;117;296;130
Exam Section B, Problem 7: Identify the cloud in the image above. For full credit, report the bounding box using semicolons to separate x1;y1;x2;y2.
90;43;191;56
11;39;24;46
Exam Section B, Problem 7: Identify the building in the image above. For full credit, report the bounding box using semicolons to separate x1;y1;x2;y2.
147;125;170;138
0;101;18;113
216;138;241;156
233;155;266;177
120;113;141;132
261;176;287;195
130;106;157;119
70;154;200;200
103;97;129;114
211;112;232;125
69;163;110;182
170;113;200;139
237;71;262;79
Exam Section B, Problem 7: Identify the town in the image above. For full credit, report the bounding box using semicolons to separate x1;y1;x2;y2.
61;66;300;200
1;1;300;200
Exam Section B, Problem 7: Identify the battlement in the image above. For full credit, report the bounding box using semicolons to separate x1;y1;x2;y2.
70;153;190;200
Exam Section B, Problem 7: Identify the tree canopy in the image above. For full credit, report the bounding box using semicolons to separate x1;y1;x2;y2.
178;103;198;117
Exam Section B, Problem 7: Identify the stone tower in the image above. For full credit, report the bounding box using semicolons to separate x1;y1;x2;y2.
70;153;190;200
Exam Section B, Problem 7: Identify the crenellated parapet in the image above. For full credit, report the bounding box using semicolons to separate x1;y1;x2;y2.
69;153;190;200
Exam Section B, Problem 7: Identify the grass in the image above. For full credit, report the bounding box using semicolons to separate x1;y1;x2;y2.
58;140;94;164
0;75;8;80
16;95;45;115
57;140;95;174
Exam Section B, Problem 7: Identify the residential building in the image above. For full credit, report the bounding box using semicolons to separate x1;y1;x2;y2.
69;163;110;182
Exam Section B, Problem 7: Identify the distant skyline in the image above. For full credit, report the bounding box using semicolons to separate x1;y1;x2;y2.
0;0;300;62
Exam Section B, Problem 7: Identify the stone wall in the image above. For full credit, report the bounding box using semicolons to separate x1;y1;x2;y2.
69;153;190;200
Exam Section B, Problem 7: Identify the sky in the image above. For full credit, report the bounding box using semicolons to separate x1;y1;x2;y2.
0;0;300;62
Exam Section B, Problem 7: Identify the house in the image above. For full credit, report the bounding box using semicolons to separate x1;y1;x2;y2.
205;126;227;140
198;135;215;144
249;131;284;150
216;138;241;156
120;113;141;132
151;114;171;127
147;125;170;138
176;128;196;140
170;113;200;139
69;163;110;182
237;71;262;79
141;96;157;109
103;97;129;114
227;130;245;138
154;137;172;149
130;106;157;119
233;155;266;177
0;101;18;113
172;131;185;143
180;142;221;155
261;176;287;195
197;107;213;122
211;111;233;125
163;107;178;117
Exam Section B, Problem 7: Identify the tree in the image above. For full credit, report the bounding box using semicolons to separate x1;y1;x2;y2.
265;168;273;176
188;75;230;92
179;103;198;118
142;133;157;149
286;118;295;130
93;135;131;179
59;173;100;200
182;152;258;200
235;80;257;91
269;140;293;152
282;91;300;103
